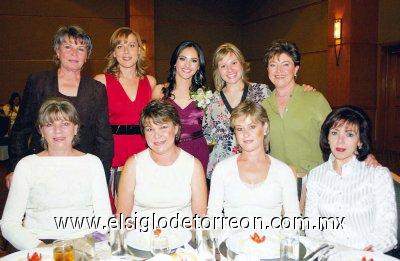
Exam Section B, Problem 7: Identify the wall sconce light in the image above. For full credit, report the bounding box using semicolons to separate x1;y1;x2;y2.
141;39;147;52
334;18;342;66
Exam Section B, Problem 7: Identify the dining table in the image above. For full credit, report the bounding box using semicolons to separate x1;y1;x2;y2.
1;229;398;260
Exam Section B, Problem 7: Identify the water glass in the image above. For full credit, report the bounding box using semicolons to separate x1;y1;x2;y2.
53;240;75;261
151;235;170;256
109;228;128;256
196;229;218;260
280;230;299;261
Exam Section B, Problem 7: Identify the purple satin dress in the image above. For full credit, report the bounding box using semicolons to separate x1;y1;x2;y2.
170;100;209;173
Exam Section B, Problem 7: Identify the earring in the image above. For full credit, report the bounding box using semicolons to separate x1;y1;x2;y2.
358;144;362;150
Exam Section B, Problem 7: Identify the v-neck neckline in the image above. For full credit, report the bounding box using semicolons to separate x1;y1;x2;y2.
170;98;194;111
220;84;249;113
116;76;141;103
55;73;82;98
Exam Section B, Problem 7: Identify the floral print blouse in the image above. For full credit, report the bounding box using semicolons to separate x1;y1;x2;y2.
202;82;272;179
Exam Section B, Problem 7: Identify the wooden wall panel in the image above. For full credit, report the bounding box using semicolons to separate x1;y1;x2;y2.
127;0;155;76
154;0;241;87
0;0;125;18
378;0;400;44
0;0;125;103
241;0;328;93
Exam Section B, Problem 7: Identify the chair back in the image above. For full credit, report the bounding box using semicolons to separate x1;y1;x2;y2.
0;116;10;137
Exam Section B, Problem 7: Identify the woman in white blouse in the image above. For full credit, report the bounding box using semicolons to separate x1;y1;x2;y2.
207;100;300;226
305;106;397;253
1;97;112;250
117;100;207;225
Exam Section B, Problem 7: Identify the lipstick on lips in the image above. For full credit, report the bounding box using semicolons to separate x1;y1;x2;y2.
335;147;345;152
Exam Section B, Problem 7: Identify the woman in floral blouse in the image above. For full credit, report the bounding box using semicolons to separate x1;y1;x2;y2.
203;43;314;181
202;43;271;180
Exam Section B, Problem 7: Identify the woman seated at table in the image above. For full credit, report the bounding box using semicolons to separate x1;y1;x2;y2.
117;100;207;225
207;100;300;225
1;97;112;250
305;106;397;253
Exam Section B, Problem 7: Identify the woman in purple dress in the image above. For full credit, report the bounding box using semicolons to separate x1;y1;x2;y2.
153;41;209;173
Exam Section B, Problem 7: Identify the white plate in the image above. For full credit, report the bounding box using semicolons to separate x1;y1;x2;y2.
329;250;398;261
225;230;281;259
2;247;53;261
125;228;192;251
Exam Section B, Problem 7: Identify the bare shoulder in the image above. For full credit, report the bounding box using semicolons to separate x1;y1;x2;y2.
193;158;203;171
146;75;157;88
94;74;106;85
124;155;137;170
152;83;166;99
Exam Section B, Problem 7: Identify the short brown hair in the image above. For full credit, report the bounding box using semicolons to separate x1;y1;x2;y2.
105;27;147;77
264;39;301;66
37;97;80;149
140;100;181;143
230;100;270;150
212;43;250;91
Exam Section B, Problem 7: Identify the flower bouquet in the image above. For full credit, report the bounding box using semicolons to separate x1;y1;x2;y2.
190;88;213;109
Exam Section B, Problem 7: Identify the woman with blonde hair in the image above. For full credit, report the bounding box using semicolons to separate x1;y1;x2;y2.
1;97;112;250
95;27;156;209
203;43;313;182
208;100;299;223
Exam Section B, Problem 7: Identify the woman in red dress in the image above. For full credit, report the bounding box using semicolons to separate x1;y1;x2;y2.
95;27;156;210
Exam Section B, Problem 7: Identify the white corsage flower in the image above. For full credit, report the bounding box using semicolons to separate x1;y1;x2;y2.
190;88;213;109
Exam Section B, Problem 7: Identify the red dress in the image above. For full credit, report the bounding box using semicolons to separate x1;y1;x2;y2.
105;74;152;167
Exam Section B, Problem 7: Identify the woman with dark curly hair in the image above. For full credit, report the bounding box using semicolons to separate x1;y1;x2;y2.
153;41;209;172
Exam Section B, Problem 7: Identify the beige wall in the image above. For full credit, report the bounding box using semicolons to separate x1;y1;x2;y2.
241;0;328;94
0;0;126;103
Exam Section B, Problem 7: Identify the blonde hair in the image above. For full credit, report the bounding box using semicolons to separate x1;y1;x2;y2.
37;97;80;149
212;43;250;91
105;27;147;77
230;100;270;150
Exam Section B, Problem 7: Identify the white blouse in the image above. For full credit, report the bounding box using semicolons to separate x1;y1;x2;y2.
133;148;194;220
207;154;300;225
305;155;397;252
0;154;112;250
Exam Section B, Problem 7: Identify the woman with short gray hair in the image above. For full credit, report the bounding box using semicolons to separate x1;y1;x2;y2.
6;25;114;187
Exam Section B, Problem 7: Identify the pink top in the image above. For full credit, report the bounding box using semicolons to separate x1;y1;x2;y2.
105;73;152;167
